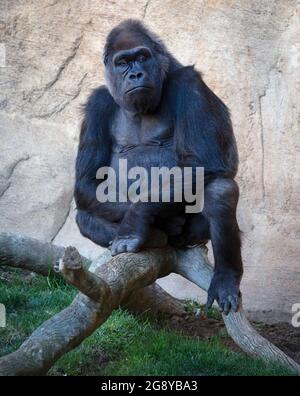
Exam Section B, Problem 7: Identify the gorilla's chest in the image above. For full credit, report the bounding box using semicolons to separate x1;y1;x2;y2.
110;111;176;169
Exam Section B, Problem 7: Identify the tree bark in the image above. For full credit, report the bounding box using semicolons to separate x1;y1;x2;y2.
0;233;299;375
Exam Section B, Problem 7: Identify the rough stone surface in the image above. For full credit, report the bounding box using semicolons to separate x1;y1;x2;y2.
0;111;77;241
0;0;299;322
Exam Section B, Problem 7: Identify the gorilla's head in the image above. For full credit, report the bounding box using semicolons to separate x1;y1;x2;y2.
103;20;172;114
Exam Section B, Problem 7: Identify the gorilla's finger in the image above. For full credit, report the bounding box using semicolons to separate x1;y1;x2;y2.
118;242;127;254
229;295;239;312
111;240;125;256
126;240;140;253
206;294;214;309
218;301;225;313
223;301;230;315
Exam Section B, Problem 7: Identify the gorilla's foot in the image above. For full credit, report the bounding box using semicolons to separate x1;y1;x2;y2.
169;234;208;248
159;216;186;237
110;235;144;256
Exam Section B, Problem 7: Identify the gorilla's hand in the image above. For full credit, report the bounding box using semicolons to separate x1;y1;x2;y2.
207;270;241;315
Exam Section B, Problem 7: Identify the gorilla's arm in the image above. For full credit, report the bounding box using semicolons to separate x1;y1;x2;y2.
74;87;119;245
75;86;114;215
169;66;239;179
76;210;118;247
169;67;243;313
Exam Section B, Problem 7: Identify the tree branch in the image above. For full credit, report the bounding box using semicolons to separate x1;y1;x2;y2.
0;233;299;375
0;235;175;375
0;233;89;275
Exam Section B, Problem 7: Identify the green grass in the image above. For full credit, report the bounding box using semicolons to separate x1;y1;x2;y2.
184;299;222;320
0;268;294;376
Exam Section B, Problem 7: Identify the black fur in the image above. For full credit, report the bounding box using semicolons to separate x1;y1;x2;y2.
74;19;243;314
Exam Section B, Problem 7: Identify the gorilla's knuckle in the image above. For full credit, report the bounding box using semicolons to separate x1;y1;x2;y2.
206;178;238;199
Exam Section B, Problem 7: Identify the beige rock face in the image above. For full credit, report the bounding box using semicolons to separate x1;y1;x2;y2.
0;0;299;322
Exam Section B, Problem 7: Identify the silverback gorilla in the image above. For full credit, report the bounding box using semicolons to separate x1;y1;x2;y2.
74;20;243;315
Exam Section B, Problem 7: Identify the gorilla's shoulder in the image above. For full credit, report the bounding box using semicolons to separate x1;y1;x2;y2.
167;66;202;88
164;66;205;107
84;85;116;115
86;85;114;105
166;66;228;112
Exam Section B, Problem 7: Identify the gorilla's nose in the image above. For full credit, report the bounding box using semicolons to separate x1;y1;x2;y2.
129;72;144;81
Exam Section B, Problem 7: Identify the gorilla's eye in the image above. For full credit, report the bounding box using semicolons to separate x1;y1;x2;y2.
116;58;128;67
137;54;146;63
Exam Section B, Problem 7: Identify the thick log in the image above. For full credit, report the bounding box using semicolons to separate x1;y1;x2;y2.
123;282;186;318
0;233;185;317
87;248;187;318
0;233;299;375
0;237;175;375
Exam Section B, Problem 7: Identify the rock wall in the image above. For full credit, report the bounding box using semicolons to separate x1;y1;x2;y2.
0;0;299;322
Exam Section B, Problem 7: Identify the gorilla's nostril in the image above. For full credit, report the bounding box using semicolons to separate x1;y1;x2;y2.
129;72;143;80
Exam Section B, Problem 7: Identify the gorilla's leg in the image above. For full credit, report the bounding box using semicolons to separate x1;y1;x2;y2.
76;209;118;247
110;202;182;255
169;213;210;247
202;178;243;315
156;215;186;237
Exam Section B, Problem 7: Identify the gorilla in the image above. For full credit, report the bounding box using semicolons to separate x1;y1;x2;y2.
74;20;243;314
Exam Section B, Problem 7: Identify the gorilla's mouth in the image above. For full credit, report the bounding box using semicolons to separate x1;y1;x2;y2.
125;86;151;94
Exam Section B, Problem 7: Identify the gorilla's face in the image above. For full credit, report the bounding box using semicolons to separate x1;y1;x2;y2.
105;43;165;114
